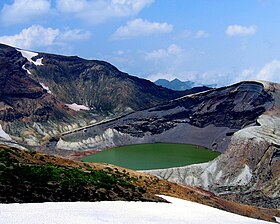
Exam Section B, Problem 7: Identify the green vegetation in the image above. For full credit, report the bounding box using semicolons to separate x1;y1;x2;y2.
0;146;154;203
81;143;220;170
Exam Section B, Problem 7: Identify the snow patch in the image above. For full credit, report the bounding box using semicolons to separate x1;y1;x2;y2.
22;65;31;75
275;217;280;223
17;49;43;66
39;83;52;94
0;195;272;224
33;58;43;66
65;103;90;111
0;125;12;141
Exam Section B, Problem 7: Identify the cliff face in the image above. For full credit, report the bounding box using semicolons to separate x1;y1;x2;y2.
58;81;273;153
146;81;280;209
0;44;81;145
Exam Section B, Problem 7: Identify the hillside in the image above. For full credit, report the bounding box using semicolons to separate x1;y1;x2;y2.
0;43;208;146
146;81;280;209
57;81;279;209
0;144;279;222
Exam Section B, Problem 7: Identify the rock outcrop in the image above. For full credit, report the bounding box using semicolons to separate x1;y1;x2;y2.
59;81;273;153
145;81;280;209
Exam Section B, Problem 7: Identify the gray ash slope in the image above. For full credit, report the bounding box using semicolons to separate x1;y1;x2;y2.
0;43;207;146
146;81;280;209
58;81;273;153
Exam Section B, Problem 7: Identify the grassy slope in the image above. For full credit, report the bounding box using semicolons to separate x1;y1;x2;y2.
0;144;279;222
0;145;162;203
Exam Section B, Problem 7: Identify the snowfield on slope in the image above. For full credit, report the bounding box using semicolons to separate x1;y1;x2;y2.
17;49;43;66
65;103;90;111
0;196;274;224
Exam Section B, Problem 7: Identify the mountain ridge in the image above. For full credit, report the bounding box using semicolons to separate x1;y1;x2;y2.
0;43;209;146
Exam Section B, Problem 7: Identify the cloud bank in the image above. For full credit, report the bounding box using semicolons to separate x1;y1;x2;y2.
0;0;51;25
0;25;91;49
112;18;173;39
226;25;257;36
56;0;154;24
1;0;154;25
234;60;280;83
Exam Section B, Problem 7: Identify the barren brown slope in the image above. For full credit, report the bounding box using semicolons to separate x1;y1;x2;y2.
0;43;209;147
0;144;279;222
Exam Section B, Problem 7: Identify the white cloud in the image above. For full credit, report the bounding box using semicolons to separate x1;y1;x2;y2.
0;0;153;25
168;44;183;55
225;25;257;36
194;30;209;38
0;0;51;25
145;44;182;60
147;73;177;82
55;0;87;13
0;25;91;49
179;30;209;39
234;60;280;83
58;29;91;41
56;0;153;24
177;30;209;40
0;25;59;49
112;18;173;40
255;60;280;82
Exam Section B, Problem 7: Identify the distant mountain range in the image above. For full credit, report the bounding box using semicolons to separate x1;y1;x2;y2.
154;78;217;91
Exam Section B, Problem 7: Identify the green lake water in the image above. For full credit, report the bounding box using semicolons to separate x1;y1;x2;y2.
81;143;220;170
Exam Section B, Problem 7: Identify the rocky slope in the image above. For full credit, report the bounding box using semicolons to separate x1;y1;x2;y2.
57;81;279;209
58;81;272;153
145;81;280;209
0;43;207;146
0;144;279;222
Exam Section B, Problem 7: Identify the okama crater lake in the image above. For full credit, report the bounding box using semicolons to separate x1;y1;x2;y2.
81;143;220;170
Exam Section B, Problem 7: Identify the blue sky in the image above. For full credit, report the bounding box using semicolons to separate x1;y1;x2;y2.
0;0;280;86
